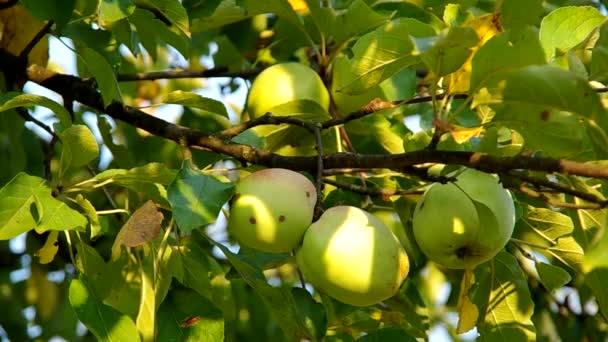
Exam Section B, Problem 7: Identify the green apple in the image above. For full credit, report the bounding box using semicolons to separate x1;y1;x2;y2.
228;168;316;253
296;206;410;306
246;63;330;118
412;169;515;269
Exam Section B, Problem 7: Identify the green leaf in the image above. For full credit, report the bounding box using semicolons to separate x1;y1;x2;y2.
345;114;405;154
98;0;135;28
135;0;190;37
474;252;536;341
492;107;597;159
373;2;445;31
585;268;608;321
74;194;103;239
59;124;99;174
95;162;177;185
129;8;190;59
167;161;234;232
470;27;546;92
69;275;141;342
78;47;122;107
136;254;156;342
535;262;572;291
591;22;608;81
101;254;142;317
210;239;312;340
189;0;250;31
94;163;177;205
163;90;229;117
157;287;224;342
97;113;134;169
546;236;585;272
0;173;87;240
332;0;388;45
356;328;416;341
21;0;76;32
175;240;235;320
341;18;435;94
417;26;478;77
499;0;543;31
305;0;388;47
489;65;605;120
291;287;327;341
540;6;606;61
0;92;72;127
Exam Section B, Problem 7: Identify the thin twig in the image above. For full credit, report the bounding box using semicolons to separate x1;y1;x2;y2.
313;124;325;220
321;93;469;129
322;177;424;201
19;20;54;60
117;67;261;81
506;171;608;208
215;112;316;139
17;107;55;137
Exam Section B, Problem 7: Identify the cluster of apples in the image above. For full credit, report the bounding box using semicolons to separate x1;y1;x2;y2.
228;168;409;306
228;63;516;307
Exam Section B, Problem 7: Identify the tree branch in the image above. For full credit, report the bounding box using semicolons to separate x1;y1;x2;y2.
20;63;608;180
20;20;54;60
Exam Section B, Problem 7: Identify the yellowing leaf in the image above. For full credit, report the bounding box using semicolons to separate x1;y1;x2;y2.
26;265;59;321
288;0;309;14
35;231;59;264
457;269;479;333
451;125;484;144
447;14;502;92
0;5;49;66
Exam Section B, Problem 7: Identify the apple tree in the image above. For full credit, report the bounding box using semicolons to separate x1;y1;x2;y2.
1;0;608;341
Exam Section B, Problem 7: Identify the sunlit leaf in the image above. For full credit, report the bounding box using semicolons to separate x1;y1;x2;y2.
74;194;103;239
470;27;546;92
0;173;86;240
59;124;99;175
98;0;135;28
69;275;140;342
456;269;478;334
340;18;434;94
0;92;72;127
474;252;536;341
136;254;156;342
540;6;606;61
163;90;229;117
446;13;502;92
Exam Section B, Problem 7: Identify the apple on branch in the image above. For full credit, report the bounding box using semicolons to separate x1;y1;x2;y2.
412;168;516;270
296;206;410;307
227;168;317;253
246;62;330;118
